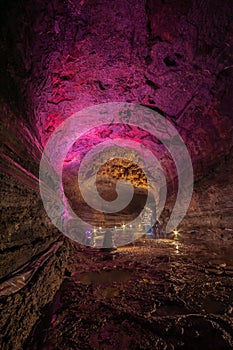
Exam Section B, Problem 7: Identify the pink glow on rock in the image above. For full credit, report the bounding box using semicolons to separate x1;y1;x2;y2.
61;123;175;188
51;314;57;324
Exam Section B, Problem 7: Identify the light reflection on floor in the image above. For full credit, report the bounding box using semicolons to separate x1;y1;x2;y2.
26;234;233;350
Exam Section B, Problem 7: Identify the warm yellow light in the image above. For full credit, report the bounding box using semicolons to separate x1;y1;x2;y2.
122;224;126;229
173;229;179;236
99;227;102;230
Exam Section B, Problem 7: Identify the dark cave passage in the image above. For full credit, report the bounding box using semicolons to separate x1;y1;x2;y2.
0;0;233;349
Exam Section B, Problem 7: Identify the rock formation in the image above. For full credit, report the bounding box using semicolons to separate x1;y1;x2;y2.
0;0;232;348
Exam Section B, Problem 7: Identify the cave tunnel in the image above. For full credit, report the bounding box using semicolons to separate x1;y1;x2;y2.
0;0;233;349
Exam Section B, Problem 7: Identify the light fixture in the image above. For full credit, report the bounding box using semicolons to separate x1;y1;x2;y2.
173;229;179;236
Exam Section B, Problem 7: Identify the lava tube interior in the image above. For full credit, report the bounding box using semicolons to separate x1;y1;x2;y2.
0;0;233;349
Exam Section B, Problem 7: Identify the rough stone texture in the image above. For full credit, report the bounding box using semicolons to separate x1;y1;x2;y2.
1;0;232;178
28;0;233;177
145;0;233;176
0;173;61;278
0;0;233;349
1;0;231;174
0;238;72;350
179;149;233;239
25;238;233;349
0;160;72;349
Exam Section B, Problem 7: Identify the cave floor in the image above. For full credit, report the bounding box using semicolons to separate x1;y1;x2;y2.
26;235;233;350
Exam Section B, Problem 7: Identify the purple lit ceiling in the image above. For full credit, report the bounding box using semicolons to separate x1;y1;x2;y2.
0;0;232;183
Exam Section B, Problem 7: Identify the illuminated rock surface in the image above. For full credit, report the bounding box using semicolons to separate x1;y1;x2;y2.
0;0;232;349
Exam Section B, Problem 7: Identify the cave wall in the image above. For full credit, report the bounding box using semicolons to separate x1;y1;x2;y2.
146;0;233;176
0;0;233;349
0;2;72;349
179;150;233;239
23;0;233;175
0;238;71;350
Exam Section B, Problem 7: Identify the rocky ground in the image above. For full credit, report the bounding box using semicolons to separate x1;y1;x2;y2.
25;235;233;350
0;1;233;349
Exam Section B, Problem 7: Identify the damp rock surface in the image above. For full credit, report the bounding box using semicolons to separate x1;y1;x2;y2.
26;236;233;350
